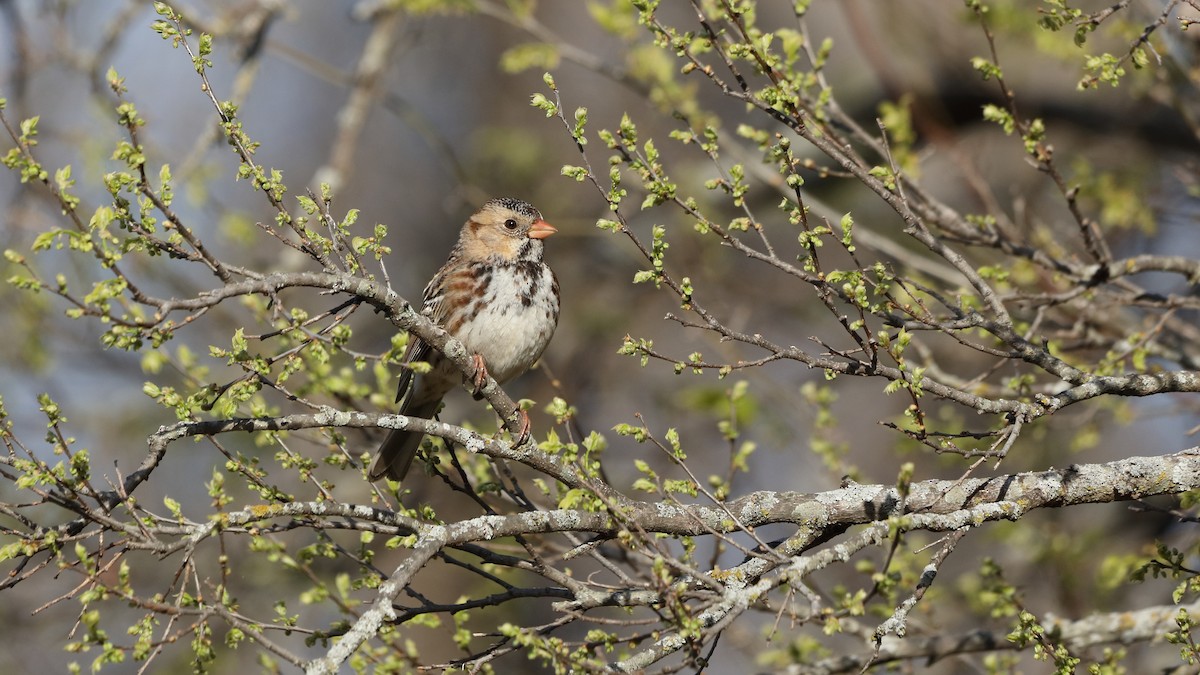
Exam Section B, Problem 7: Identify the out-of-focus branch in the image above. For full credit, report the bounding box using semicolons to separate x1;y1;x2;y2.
311;6;402;194
806;599;1200;674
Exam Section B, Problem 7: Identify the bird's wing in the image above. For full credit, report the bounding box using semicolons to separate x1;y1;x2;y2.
394;257;459;404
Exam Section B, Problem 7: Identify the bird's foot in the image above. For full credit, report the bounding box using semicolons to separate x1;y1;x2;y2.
470;354;489;400
510;409;532;447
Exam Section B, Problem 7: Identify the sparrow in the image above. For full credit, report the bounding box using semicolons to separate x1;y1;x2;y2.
369;197;560;482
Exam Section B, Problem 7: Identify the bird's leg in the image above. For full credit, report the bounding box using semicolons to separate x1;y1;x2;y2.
470;353;489;400
488;409;531;448
514;409;532;445
511;409;532;447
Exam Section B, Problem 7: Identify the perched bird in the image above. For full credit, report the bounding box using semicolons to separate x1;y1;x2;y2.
369;198;560;482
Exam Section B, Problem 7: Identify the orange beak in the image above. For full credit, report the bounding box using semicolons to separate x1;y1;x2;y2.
528;219;557;240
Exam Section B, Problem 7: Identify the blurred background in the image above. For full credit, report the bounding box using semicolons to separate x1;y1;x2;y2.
1;1;1198;672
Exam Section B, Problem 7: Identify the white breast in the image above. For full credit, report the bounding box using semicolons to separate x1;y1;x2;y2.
455;263;559;383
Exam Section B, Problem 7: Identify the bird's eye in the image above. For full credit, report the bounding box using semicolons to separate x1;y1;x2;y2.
503;218;519;230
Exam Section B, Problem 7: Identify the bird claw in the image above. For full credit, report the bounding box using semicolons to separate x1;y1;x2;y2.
511;409;532;447
470;354;488;400
490;410;531;447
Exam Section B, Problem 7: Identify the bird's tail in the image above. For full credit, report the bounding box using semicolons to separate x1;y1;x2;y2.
369;398;441;481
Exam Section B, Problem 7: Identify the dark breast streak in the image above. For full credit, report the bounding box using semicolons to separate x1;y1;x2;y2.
433;256;557;341
503;259;549;309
